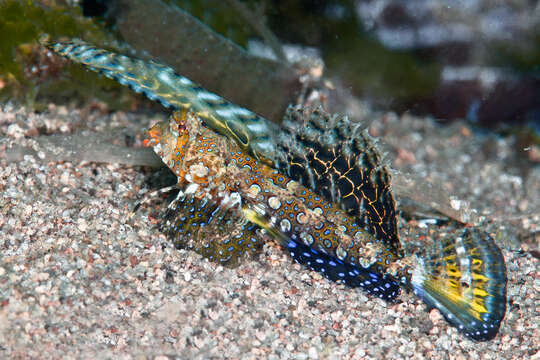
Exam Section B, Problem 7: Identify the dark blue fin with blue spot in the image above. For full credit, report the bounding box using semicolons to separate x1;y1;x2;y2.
162;191;264;266
285;238;400;301
408;227;507;341
242;208;401;301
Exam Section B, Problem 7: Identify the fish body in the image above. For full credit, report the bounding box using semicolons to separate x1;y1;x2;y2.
146;110;506;341
43;36;507;341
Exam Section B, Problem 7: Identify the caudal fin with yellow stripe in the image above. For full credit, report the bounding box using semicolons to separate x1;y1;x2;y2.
409;227;507;341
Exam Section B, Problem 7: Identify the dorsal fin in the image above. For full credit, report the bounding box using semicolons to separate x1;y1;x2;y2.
276;106;401;255
40;35;279;161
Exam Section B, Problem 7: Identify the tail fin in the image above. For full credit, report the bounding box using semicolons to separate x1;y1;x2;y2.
409;227;507;341
243;208;401;301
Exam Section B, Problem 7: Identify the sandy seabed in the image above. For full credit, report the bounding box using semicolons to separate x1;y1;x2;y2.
1;103;539;359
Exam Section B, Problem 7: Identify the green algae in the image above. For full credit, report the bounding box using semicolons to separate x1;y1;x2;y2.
1;0;296;114
0;0;141;110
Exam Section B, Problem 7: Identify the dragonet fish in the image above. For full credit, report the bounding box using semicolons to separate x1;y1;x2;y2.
42;36;507;341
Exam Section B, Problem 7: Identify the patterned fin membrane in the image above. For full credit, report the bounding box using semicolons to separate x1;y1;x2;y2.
409;227;507;341
277;107;401;256
163;191;263;267
40;35;279;161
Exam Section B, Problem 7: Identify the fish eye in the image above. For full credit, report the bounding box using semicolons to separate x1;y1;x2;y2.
170;121;186;133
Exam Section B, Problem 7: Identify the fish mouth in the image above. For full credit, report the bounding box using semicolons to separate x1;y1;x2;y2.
143;124;163;148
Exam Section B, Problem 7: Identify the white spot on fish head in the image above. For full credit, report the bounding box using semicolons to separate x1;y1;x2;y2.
185;183;199;194
248;183;262;196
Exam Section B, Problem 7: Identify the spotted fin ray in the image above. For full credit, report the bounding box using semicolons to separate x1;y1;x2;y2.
407;227;507;341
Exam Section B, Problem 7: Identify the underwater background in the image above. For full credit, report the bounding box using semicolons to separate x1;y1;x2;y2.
0;1;538;358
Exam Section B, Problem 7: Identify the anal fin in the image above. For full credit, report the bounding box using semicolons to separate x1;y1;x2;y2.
243;208;401;301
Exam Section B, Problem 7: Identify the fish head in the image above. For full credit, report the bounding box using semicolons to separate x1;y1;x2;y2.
144;111;190;179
